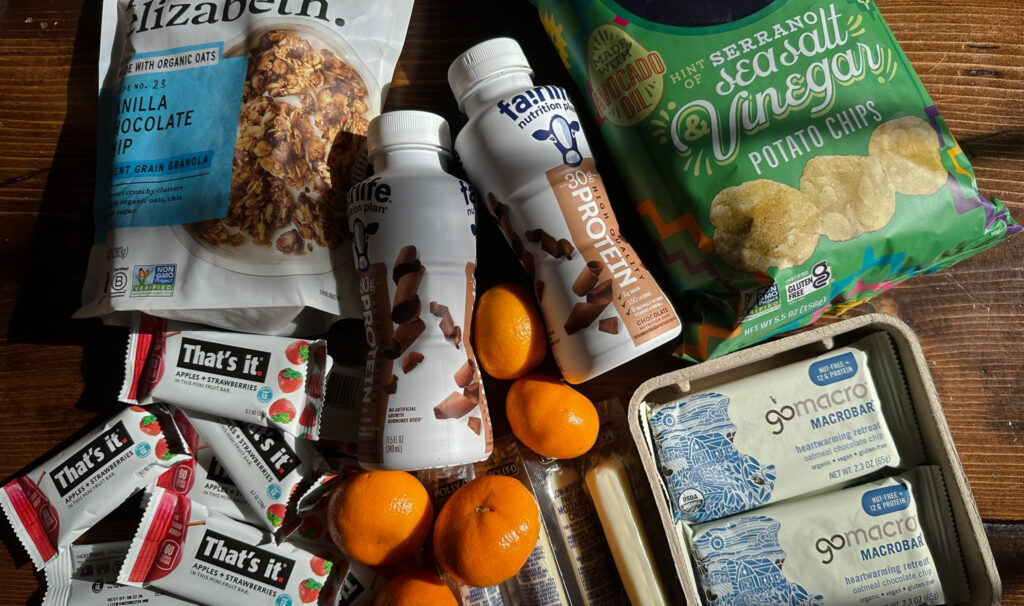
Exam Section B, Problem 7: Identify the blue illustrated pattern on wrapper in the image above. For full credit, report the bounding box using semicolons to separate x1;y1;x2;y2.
649;393;775;523
692;515;823;606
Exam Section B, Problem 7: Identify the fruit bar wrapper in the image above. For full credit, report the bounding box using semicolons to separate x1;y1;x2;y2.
122;313;332;440
417;465;507;606
119;487;334;606
0;405;189;569
181;410;326;537
645;332;924;524
474;435;574;606
688;466;969;605
531;0;1018;361
154;408;265;527
577;400;677;606
517;443;630;605
42;541;194;606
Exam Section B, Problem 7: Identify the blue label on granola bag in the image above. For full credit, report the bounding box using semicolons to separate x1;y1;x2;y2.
808;352;858;386
861;484;910;517
94;42;246;240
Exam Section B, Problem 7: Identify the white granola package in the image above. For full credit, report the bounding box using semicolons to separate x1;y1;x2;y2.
78;0;414;335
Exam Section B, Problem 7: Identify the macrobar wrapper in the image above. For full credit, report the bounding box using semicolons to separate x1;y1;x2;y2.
0;405;189;569
585;280;612;306
598;318;618;334
119;488;334;605
647;332;925;523
122;314;332;441
453;359;476;388
181;411;326;536
42;542;191;606
564;301;608;335
434;392;477;420
383;317;425;359
572;261;603;296
689;466;969;605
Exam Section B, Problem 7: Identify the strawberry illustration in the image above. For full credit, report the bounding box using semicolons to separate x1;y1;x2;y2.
268;399;296;424
298;579;323;603
140;414;161;436
286;340;310;365
155;438;174;461
296;516;323;541
310;552;333;577
299;404;317;427
279;368;303;393
266;503;287;528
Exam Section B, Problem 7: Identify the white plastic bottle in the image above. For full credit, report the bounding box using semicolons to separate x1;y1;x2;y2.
347;110;492;470
449;38;682;384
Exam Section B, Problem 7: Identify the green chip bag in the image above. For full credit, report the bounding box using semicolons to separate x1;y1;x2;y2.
530;0;1019;360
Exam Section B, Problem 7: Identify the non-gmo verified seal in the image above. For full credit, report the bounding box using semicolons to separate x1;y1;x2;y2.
130;264;177;298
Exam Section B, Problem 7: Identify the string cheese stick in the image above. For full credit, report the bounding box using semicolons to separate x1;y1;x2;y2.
584;455;670;606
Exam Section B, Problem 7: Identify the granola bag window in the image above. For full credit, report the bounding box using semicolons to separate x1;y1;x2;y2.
530;0;1019;359
78;0;413;334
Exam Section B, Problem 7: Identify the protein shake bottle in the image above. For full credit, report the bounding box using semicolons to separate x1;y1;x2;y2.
347;110;492;470
449;38;682;383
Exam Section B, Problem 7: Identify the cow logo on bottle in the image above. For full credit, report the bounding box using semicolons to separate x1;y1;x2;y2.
532;115;582;167
351;219;379;272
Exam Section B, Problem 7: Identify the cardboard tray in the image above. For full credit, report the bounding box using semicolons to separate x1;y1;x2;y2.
627;313;1000;605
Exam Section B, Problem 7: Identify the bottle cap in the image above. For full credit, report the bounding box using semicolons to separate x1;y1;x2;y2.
367;110;452;159
448;38;533;110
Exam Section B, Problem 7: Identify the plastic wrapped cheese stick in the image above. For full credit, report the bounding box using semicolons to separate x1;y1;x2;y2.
689;466;969;605
583;454;670;606
647;332;924;523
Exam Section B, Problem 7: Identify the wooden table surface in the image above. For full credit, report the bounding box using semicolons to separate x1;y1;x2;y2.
1;0;1022;604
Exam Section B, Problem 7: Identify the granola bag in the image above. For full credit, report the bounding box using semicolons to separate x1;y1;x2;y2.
530;0;1019;359
78;0;414;334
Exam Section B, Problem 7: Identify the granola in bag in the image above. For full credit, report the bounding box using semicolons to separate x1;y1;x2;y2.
531;0;1019;360
78;0;413;334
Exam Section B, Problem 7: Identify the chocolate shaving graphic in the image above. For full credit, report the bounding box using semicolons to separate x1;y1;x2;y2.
564;302;608;335
438;309;455;338
383;374;398;395
454;359;476;388
467;417;482;435
392;246;420;283
509;231;524;258
384;318;425;359
521;250;536;277
433;392;477;419
557;239;574;260
586;279;613;306
487;193;509;219
539;231;559;258
598;317;619;334
431;300;462;348
535;280;545;301
391;264;424;324
429;301;447;317
451;326;463;349
525;229;543;243
402;351;424;374
463;382;481;404
572;261;603;296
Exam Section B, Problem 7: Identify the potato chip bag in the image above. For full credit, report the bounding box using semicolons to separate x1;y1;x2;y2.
530;0;1019;359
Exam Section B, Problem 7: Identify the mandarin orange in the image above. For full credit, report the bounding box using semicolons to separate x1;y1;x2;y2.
327;470;433;567
432;475;540;587
473;283;547;380
506;373;599;459
373;568;457;606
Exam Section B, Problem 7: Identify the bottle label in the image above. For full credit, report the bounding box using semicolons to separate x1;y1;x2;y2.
548;158;679;345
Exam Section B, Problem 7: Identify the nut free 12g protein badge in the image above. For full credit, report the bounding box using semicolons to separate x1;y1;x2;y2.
531;0;1019;360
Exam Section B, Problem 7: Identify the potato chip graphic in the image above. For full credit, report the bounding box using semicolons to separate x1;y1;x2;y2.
710;179;820;273
801;155;895;242
868;116;947;196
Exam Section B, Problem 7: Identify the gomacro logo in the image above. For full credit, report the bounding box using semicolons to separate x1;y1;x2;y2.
178;337;270;382
196;529;295;590
763;381;869;434
814;514;921;564
51;422;134;497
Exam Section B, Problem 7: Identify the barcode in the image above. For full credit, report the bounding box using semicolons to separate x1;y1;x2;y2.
326;365;364;412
